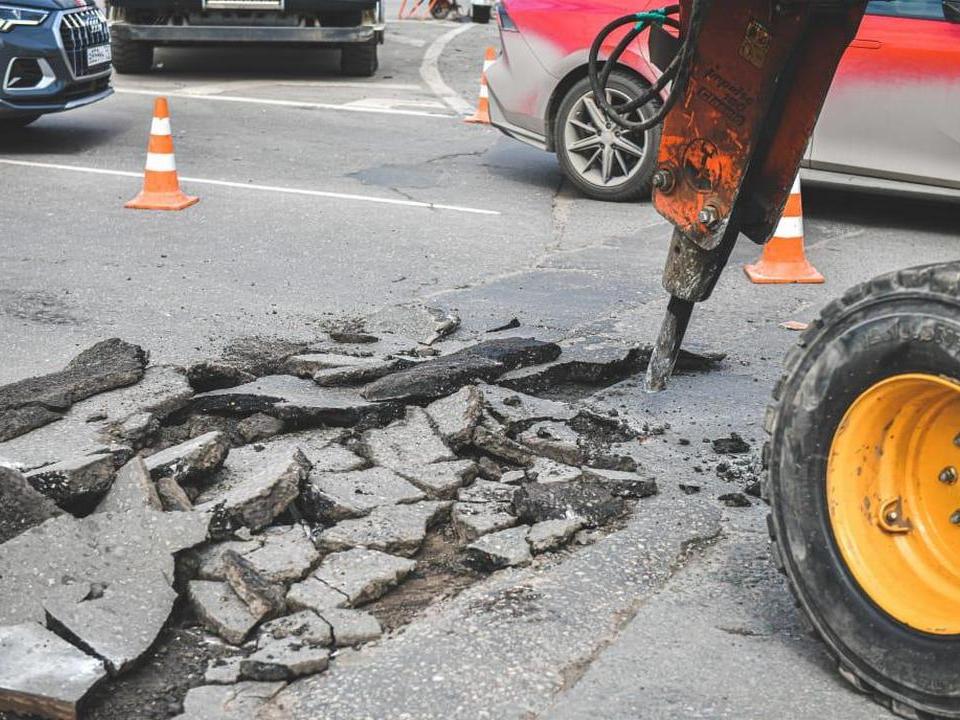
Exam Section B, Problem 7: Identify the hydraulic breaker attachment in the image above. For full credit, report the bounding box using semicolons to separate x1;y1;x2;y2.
637;0;869;390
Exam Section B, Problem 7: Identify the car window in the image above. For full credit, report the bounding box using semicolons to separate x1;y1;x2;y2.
866;0;946;20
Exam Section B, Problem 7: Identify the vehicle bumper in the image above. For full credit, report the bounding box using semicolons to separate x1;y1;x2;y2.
488;83;546;151
110;22;376;44
0;9;113;119
0;84;113;115
485;26;553;148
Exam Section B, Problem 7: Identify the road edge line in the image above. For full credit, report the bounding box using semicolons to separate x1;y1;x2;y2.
420;23;476;116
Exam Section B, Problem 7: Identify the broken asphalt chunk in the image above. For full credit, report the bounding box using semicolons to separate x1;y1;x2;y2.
362;338;561;403
719;492;752;508
0;622;107;720
451;503;518;543
712;433;751;455
471;425;534;467
286;577;350;614
192;375;399;427
0;339;147;442
189;580;267;645
363;406;457;468
173;681;286;720
581;468;659;499
466;525;533;569
361;355;503;403
424;386;484;450
526;517;584;554
313;548;416;606
396;459;478;499
222;550;287;619
512;481;624;527
0;366;192;472
0;508;210;675
320;608;382;647
242;525;321;584
259;610;333;647
94;456;161;514
298;467;425;525
239;638;330;682
0;466;61;543
195;443;310;533
144;431;230;484
156;476;194;511
24;453;115;511
318;501;451;557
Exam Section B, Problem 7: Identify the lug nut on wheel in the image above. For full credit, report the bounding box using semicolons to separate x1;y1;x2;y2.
940;466;958;485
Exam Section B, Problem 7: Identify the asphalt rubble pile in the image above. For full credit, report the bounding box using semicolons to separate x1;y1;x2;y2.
0;331;711;720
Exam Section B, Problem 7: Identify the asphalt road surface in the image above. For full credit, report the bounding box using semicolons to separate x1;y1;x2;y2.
3;9;958;718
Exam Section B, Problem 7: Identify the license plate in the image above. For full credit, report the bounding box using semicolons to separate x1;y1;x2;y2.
87;44;111;66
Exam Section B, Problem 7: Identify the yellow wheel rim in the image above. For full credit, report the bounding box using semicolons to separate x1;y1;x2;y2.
828;373;960;635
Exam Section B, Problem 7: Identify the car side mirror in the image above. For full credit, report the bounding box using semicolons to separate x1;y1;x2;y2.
945;0;960;22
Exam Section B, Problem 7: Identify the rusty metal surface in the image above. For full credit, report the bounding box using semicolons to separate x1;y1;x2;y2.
652;0;868;251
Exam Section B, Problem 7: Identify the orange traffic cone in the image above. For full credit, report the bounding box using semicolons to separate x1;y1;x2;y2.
465;47;495;124
744;174;823;284
125;97;199;211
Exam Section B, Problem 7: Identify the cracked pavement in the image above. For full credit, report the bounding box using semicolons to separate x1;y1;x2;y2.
2;7;959;719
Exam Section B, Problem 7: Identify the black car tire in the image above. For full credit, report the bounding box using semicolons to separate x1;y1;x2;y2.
765;262;960;720
111;34;154;74
554;70;661;202
472;5;491;23
341;41;378;77
0;114;40;129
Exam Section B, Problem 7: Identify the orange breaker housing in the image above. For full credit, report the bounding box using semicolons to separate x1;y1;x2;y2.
650;0;867;302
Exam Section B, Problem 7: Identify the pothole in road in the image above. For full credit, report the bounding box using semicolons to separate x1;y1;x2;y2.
0;328;723;720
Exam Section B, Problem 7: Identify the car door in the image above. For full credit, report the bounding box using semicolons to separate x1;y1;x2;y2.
811;0;960;188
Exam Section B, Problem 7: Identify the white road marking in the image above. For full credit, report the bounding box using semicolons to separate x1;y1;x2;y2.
420;22;475;116
341;97;447;111
0;158;500;215
114;87;455;119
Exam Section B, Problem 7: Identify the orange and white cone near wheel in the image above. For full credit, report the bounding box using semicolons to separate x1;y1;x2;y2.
744;173;823;284
125;97;199;211
465;47;495;125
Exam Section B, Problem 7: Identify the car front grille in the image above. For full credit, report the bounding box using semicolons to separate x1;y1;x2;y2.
59;8;110;78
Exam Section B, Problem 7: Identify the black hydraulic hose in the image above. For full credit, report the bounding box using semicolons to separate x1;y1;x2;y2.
587;1;705;133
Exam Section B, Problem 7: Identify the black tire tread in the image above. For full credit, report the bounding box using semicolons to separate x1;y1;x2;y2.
341;42;378;77
764;261;960;720
111;32;153;74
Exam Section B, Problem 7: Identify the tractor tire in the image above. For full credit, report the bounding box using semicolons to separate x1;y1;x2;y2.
111;33;154;74
340;41;378;77
765;262;960;719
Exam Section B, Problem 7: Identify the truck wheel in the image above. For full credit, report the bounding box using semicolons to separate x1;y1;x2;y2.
0;114;40;129
111;34;153;74
472;5;491;23
554;70;661;202
766;262;960;719
340;41;378;77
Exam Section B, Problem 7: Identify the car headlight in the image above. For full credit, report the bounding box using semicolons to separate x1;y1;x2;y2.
0;4;49;31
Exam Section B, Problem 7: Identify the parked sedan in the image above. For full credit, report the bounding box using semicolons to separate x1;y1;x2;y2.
0;0;113;129
486;0;960;202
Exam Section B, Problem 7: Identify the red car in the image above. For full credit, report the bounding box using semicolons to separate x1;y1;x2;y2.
486;0;960;202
